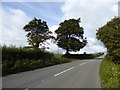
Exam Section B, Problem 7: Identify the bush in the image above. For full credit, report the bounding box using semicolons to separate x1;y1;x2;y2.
111;49;120;64
2;45;54;62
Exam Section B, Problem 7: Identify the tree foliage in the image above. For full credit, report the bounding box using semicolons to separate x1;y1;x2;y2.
23;17;53;48
55;18;87;54
96;17;120;63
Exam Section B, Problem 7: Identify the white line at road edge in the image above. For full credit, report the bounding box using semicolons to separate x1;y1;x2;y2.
79;62;87;66
54;67;75;77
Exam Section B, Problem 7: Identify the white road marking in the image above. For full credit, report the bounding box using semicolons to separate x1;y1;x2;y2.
25;88;29;90
54;67;75;77
42;80;45;82
89;60;95;62
54;62;88;77
79;62;87;66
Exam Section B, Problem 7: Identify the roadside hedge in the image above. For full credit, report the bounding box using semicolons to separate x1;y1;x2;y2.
111;49;120;64
2;45;54;61
63;52;104;59
2;45;54;76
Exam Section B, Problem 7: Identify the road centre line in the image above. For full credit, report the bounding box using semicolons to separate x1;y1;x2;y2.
54;62;88;77
90;60;97;62
79;62;87;66
54;67;75;77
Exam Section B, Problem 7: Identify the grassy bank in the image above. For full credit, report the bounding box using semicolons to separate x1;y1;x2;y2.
54;54;63;58
100;56;120;88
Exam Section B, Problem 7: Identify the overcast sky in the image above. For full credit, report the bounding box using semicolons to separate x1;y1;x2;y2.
1;0;119;54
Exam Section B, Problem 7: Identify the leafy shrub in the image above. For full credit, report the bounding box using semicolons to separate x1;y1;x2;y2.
2;45;54;62
111;49;120;64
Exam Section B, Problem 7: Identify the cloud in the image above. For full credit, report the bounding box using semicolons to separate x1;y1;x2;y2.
46;25;66;54
60;0;119;53
1;6;64;54
0;6;2;44
2;7;31;46
111;4;118;15
1;1;119;54
2;0;66;2
49;25;58;38
80;38;107;53
1;5;64;53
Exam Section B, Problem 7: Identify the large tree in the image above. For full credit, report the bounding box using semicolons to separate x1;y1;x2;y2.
23;17;53;48
55;18;87;54
96;17;120;63
96;17;120;54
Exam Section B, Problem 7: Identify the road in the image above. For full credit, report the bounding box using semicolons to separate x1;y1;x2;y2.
2;58;102;89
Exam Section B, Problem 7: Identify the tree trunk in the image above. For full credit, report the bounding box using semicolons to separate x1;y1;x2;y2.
66;48;69;55
35;42;39;48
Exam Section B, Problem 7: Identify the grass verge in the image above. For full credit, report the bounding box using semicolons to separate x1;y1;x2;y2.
100;56;120;88
54;54;63;58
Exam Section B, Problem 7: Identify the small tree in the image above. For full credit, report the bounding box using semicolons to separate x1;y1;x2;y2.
55;18;87;54
23;17;53;48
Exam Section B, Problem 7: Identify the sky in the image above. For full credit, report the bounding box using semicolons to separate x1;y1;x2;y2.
1;0;119;54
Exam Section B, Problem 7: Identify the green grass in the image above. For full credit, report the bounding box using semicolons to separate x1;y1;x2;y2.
54;54;63;58
100;56;120;88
